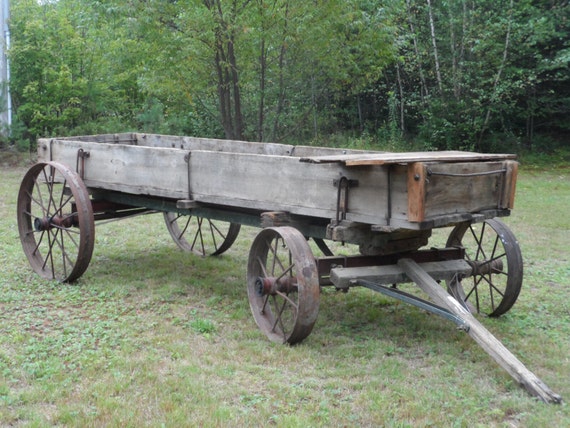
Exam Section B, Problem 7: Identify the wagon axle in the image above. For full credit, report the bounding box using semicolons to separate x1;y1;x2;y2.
255;276;298;296
466;258;503;276
33;213;78;231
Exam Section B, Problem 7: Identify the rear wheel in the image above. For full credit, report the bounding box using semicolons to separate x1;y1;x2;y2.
17;162;95;282
164;212;240;256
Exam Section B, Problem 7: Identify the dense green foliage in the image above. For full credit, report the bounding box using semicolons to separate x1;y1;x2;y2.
6;0;569;152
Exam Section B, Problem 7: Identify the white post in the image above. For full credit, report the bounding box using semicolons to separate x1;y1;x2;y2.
0;0;11;135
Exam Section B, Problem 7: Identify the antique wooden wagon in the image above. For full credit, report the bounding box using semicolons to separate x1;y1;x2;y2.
16;133;560;402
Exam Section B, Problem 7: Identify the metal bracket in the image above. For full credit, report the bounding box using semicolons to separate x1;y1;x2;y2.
185;151;192;200
426;167;507;178
334;176;358;225
333;178;359;188
76;148;90;179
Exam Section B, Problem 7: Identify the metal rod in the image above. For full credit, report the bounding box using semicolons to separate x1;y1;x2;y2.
356;278;470;331
427;168;507;178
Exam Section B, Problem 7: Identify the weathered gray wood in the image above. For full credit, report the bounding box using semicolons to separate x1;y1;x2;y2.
176;200;200;209
421;161;513;220
187;150;393;224
38;139;190;199
53;133;138;145
37;134;517;230
330;259;473;289
134;133;296;156
301;150;517;165
291;145;384;158
398;258;562;404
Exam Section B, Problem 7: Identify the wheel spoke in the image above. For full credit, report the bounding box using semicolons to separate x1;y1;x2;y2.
43;227;57;276
271;295;289;337
274;289;299;311
163;212;239;256
479;273;506;298
207;220;219;251
257;256;269;278
267;238;287;274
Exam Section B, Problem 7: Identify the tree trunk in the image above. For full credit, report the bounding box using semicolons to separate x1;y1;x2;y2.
396;62;405;136
406;0;428;103
258;35;266;141
204;0;245;140
271;1;289;142
426;0;443;94
478;0;513;149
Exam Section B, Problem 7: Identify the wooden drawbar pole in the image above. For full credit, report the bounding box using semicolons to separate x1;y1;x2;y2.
397;258;562;404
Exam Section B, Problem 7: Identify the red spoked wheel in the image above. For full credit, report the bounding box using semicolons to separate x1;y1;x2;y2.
247;227;320;344
17;162;95;282
446;218;523;317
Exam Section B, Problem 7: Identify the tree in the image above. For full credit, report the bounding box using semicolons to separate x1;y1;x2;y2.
8;0;568;151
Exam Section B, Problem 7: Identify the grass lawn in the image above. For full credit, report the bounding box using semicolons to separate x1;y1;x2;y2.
1;153;569;426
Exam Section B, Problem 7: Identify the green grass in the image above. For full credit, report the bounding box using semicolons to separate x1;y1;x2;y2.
1;157;569;427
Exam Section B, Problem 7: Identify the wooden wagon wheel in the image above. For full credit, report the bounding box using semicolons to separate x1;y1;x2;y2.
17;162;95;282
446;218;523;317
163;212;240;256
247;227;320;344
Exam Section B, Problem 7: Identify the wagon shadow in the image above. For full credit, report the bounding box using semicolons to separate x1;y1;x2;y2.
313;286;472;351
85;241;247;300
85;230;489;358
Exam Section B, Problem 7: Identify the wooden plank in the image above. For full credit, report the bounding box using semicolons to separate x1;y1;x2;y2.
188;150;392;225
291;145;384;158
37;134;517;231
421;161;506;219
39;139;190;199
407;162;427;222
48;133;138;145
502;160;518;209
133;133;295;156
176;200;200;209
330;259;472;289
300;151;517;165
397;258;562;404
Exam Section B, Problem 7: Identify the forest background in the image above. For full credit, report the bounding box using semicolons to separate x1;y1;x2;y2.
4;0;569;155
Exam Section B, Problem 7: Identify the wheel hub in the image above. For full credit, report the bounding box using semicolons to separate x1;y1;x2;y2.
468;258;504;276
34;214;77;231
255;276;298;296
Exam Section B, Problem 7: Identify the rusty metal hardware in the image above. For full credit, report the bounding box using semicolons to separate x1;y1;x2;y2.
255;276;298;296
334;177;358;225
426;167;507;177
76;148;90;179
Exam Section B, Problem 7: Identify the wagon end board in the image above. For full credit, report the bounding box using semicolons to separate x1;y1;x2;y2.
406;160;519;222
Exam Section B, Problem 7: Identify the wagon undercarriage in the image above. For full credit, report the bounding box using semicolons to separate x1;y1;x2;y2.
16;133;561;403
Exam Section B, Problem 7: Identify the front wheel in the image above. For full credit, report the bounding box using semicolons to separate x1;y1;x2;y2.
446;218;523;316
247;227;320;344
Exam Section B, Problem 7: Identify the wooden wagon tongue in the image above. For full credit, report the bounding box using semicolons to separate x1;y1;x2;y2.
398;258;562;404
329;257;562;404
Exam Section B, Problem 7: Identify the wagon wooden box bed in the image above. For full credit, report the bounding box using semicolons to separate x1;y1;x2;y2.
16;133;560;402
